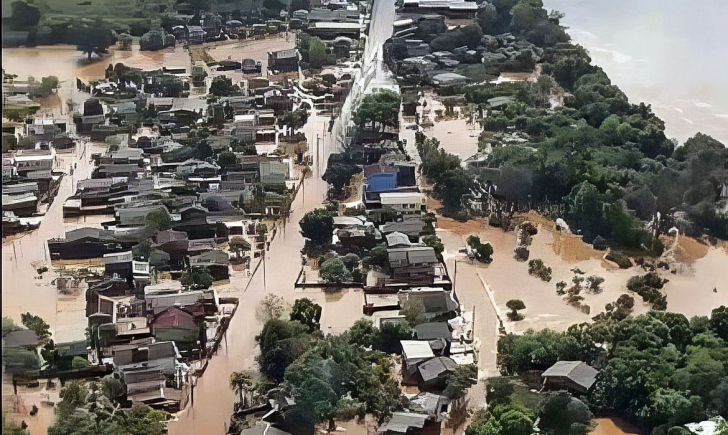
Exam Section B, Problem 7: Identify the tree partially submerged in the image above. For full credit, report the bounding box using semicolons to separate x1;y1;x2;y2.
299;208;335;246
290;298;322;332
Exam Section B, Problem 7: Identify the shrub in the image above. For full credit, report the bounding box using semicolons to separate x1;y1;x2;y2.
527;259;552;282
506;299;525;321
627;272;669;310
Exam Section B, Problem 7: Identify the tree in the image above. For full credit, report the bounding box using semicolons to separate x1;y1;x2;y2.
308;37;328;69
467;235;494;263
9;1;41;30
290;298;322;332
284;335;405;429
538;391;593;435
322;161;360;194
486;377;515;407
422;235;444;261
299;208;335;245
180;267;214;289
354;90;402;131
256;319;314;382
49;380;167;435
709;306;728;341
506;300;525;321
363;243;390;270
377;321;413;354
230;371;253;404
437;168;474;209
132;239;153;261
401;297;426;325
2;317;21;336
217;152;238;169
498;407;535;435
210;76;237;96
319;257;352;283
347;318;379;348
145;208;173;232
626;272;669;310
259;293;286;320
443;364;478;399
21;312;51;343
75;24;116;60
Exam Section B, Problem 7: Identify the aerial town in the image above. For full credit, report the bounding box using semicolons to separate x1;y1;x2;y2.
2;0;728;434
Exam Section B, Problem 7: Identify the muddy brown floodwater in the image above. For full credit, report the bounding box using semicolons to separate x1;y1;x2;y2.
436;212;728;334
167;109;355;435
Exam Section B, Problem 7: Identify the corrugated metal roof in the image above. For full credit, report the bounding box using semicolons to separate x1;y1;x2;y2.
541;361;599;390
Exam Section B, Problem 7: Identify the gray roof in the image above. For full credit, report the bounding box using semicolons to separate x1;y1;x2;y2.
407;392;447;416
378;412;428;434
381;220;426;236
388;246;437;267
413;322;451;341
417;356;456;382
385;231;415;248
541;361;599;390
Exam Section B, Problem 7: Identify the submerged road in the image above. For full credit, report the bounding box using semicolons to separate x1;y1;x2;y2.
168;109;353;434
169;3;401;433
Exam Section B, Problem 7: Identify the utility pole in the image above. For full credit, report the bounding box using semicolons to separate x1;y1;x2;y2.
316;134;320;176
262;250;267;292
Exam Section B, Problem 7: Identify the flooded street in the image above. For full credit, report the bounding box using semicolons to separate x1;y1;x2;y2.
206;37;295;77
168;108;351;435
2;140;109;343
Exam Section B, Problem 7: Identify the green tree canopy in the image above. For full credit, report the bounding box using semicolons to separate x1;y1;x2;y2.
299;208;335;245
290;298;322;332
354;90;402;131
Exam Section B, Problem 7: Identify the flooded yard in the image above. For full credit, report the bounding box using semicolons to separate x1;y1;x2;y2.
206;36;295;77
436;211;728;334
591;417;642;435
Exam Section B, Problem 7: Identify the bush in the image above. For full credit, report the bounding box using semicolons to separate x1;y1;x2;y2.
627;272;668;310
319;257;352;283
71;356;90;369
467;235;494;263
506;299;525;321
527;259;552;282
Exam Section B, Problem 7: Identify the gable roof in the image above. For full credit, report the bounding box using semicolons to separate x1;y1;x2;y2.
378;412;428;434
413;322;451;341
541;361;599;390
388;246;437;266
417;356;457;382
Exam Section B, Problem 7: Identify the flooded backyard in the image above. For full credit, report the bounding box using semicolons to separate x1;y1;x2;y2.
436;211;728;334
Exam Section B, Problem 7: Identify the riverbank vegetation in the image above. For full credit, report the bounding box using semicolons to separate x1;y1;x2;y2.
493;307;728;434
390;0;728;254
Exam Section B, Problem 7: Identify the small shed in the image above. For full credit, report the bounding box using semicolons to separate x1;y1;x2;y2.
541;361;599;394
416;356;457;389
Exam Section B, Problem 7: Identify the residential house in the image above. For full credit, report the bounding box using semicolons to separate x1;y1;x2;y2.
259;160;290;186
398;288;459;320
541;361;599;395
380;192;427;219
188;250;230;280
387;246;439;285
416;356;457;390
268;49;300;74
